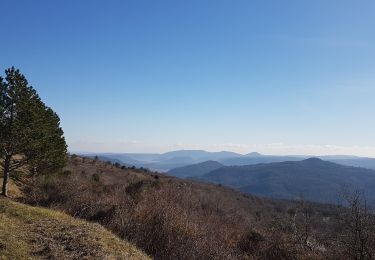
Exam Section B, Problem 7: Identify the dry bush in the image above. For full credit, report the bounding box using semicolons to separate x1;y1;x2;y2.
25;172;237;258
336;191;375;259
23;156;375;260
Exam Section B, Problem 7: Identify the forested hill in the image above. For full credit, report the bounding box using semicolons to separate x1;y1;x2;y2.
168;160;224;178
197;158;375;205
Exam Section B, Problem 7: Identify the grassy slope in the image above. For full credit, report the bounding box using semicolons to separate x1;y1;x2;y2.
0;198;149;260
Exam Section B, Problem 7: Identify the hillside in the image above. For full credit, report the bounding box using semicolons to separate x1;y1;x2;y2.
328;157;375;170
0;198;149;260
218;155;302;166
198;158;375;205
23;156;375;259
168;160;223;178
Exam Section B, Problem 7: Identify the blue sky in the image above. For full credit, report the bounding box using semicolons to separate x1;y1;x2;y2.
1;0;375;156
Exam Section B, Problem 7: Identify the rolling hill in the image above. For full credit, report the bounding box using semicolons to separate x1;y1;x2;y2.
22;155;375;259
197;158;375;205
86;150;375;171
327;157;375;170
168;160;224;178
83;150;242;171
218;155;302;166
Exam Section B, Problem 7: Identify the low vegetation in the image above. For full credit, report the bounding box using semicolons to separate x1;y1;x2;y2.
0;197;149;259
24;156;375;259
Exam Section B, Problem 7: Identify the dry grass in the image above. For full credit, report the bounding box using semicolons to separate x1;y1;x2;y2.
0;178;24;199
0;198;150;260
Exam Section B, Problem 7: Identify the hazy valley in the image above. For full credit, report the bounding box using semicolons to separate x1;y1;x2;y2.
90;150;375;171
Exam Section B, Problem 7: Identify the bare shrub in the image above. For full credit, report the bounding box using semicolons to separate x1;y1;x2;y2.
337;190;375;259
24;157;375;260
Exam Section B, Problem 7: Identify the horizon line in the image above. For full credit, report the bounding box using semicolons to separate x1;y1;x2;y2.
68;149;375;159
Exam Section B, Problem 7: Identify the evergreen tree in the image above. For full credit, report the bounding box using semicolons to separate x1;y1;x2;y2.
0;67;67;196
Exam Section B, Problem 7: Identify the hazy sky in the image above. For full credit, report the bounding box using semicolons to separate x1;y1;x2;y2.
1;1;375;156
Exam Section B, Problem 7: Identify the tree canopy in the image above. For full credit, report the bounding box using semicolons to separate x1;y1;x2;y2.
0;67;67;196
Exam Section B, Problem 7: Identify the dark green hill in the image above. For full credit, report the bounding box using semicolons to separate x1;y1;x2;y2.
328;157;375;170
168;160;224;178
198;158;375;205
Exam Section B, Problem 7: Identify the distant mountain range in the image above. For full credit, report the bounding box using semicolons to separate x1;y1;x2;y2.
168;160;224;178
84;150;243;171
82;150;375;171
168;158;375;205
82;150;375;205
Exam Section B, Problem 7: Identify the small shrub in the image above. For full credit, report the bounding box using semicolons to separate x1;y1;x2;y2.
238;230;265;255
114;163;121;168
92;173;100;182
62;170;72;175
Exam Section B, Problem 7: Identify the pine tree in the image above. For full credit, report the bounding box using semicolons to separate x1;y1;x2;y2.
0;67;67;196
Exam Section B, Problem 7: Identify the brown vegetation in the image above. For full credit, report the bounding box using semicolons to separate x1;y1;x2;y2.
24;156;375;259
0;197;149;259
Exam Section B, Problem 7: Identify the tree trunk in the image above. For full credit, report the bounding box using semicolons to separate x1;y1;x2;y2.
2;155;11;197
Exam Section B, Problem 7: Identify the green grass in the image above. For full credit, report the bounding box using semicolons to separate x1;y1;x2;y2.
0;198;150;260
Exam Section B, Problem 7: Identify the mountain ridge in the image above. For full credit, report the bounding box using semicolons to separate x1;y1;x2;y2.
196;158;375;205
81;150;375;171
168;160;224;178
